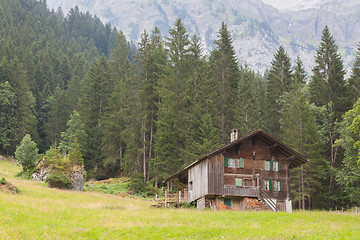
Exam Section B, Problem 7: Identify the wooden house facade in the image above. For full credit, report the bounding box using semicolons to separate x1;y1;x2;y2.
165;129;308;212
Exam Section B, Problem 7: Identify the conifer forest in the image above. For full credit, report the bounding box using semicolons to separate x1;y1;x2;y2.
1;0;360;210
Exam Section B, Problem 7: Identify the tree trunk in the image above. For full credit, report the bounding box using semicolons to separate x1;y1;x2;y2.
142;121;146;183
147;117;153;182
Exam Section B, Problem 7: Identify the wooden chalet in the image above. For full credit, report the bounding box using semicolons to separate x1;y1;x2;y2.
164;129;308;212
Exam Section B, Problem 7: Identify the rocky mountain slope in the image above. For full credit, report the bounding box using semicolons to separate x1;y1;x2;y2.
47;0;360;75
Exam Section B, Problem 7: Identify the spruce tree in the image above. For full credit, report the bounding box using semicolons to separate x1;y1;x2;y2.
209;22;240;143
235;65;265;135
265;46;293;136
309;26;352;208
0;81;17;154
280;84;327;210
80;56;112;175
59;110;86;154
349;43;360;101
101;32;132;177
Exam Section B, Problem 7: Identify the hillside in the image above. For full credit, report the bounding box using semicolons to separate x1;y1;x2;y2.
46;0;360;74
1;158;360;239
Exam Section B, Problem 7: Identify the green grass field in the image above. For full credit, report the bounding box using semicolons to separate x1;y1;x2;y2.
1;159;360;239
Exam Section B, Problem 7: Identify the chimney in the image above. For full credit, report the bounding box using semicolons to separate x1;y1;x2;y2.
230;129;238;142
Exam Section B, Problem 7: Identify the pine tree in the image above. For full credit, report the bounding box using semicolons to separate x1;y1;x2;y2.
349;43;360;101
101;32;132;177
154;18;192;179
280;85;327;210
235;65;265;135
80;56;112;174
310;26;351;118
184;35;222;162
265;46;293;136
309;26;352;208
209;22;240;143
0;81;17;154
59;110;86;154
293;57;307;86
45;86;69;147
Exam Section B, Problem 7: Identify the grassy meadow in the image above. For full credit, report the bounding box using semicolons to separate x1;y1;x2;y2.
1;159;360;239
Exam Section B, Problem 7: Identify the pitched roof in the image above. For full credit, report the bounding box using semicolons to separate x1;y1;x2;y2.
165;129;308;182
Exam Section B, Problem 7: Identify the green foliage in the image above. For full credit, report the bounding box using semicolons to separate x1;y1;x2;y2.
15;134;39;173
45;171;72;189
265;46;293;136
0;80;17;154
209;22;240;143
59;110;86;154
336;98;360;205
0;177;6;184
280;85;327;209
44;144;71;172
235;65;266;135
68;139;84;166
84;180;129;195
349;43;360;101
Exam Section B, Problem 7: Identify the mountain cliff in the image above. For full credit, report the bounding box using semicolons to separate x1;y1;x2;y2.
47;0;360;74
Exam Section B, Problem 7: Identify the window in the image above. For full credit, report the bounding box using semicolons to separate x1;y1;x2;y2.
273;161;280;171
263;160;280;171
273;180;282;191
262;180;272;191
228;158;236;168
235;178;243;186
225;157;244;168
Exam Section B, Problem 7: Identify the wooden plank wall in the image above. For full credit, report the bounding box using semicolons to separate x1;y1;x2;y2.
222;138;289;201
188;159;209;201
207;154;224;195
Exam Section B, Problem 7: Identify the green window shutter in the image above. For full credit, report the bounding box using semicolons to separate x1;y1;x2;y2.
278;161;280;171
263;160;266;170
280;181;282;191
224;198;231;207
235;178;242;186
270;160;274;171
269;180;272;190
240;158;244;168
224;157;228;167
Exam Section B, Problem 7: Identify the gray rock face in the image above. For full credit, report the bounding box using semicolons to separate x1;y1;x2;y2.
71;166;84;191
32;159;84;191
47;0;360;75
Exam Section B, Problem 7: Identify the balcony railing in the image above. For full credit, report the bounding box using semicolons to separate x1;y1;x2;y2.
223;185;259;197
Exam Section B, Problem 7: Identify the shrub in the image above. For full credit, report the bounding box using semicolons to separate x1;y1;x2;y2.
15;134;38;172
46;171;72;189
0;177;6;184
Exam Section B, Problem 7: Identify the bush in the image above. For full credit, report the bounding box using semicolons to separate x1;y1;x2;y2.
15;134;38;173
46;171;72;189
0;177;6;184
16;171;32;180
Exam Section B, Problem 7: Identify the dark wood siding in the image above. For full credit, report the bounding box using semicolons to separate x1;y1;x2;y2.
222;138;289;201
208;154;224;195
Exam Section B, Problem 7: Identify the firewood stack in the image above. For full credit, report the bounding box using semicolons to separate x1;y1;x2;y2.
244;197;268;211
